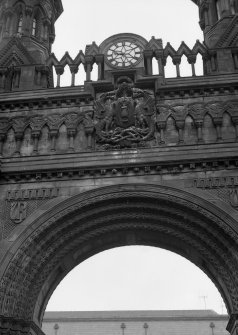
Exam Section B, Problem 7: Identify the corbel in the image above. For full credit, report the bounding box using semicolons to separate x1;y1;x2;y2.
175;120;185;144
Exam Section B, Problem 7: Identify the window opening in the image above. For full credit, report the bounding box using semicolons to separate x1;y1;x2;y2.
195;53;204;76
32;18;37;36
230;0;236;14
215;0;221;19
17;14;23;34
152;57;159;75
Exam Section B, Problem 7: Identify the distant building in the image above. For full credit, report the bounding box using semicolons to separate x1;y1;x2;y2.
42;310;229;335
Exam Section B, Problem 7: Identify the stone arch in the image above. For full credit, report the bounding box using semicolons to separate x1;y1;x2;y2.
1;184;238;333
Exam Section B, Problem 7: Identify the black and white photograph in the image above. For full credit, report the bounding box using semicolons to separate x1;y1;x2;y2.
0;2;237;335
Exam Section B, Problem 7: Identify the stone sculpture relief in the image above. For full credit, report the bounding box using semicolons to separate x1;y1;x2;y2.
95;83;155;149
10;201;27;224
1;99;238;157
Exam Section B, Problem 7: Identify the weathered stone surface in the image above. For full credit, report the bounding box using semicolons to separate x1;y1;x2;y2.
1;1;238;335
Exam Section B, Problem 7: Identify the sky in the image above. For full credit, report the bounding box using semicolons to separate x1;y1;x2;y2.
51;0;204;85
46;1;225;315
46;246;226;314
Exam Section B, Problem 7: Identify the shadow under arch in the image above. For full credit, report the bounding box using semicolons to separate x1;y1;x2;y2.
1;184;238;333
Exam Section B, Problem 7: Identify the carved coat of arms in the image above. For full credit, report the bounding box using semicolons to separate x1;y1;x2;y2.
95;83;155;149
10;201;27;224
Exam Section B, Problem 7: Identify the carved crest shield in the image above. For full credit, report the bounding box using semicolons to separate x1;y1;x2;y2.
10;201;27;224
95;83;155;149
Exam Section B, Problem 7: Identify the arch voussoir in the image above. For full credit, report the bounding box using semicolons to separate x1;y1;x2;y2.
0;185;238;333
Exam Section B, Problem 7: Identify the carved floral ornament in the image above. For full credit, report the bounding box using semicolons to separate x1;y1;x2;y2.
1;98;238;154
0;99;237;134
1;185;238;323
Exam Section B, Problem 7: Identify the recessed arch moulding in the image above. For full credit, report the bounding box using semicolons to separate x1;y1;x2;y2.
1;185;238;335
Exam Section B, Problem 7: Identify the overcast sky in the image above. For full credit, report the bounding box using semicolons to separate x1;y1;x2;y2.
46;1;225;315
51;0;204;84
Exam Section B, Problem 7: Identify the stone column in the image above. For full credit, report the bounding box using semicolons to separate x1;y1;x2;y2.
83;111;94;149
40;67;50;89
84;56;94;82
69;65;79;87
0;68;8;91
210;51;217;72
14;132;23;156
213;117;223;142
172;56;181;78
195;120;204;143
35;66;43;86
203;53;211;75
144;50;154;75
32;131;41;155
0;133;5;156
13;67;21;89
156;122;166;144
55;66;64;88
200;1;211;32
85;126;94;149
231;116;238;141
175;120;185;144
95;54;104;80
155;50;165;77
233;52;238;70
187;55;197;77
67;129;76;152
49;129;58;152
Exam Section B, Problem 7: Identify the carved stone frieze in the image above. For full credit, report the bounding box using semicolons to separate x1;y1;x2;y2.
186;176;238;189
6;187;60;201
95;83;155;149
0;98;238;157
185;176;238;209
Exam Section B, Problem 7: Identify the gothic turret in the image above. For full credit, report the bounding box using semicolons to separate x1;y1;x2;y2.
192;0;238;73
0;0;63;91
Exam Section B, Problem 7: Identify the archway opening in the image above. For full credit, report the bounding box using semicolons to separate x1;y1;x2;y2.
1;184;238;335
45;246;226;313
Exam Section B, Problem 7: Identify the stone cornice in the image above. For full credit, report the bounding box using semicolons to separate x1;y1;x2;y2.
0;73;237;109
0;86;93;112
157;73;238;98
1;143;238;183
